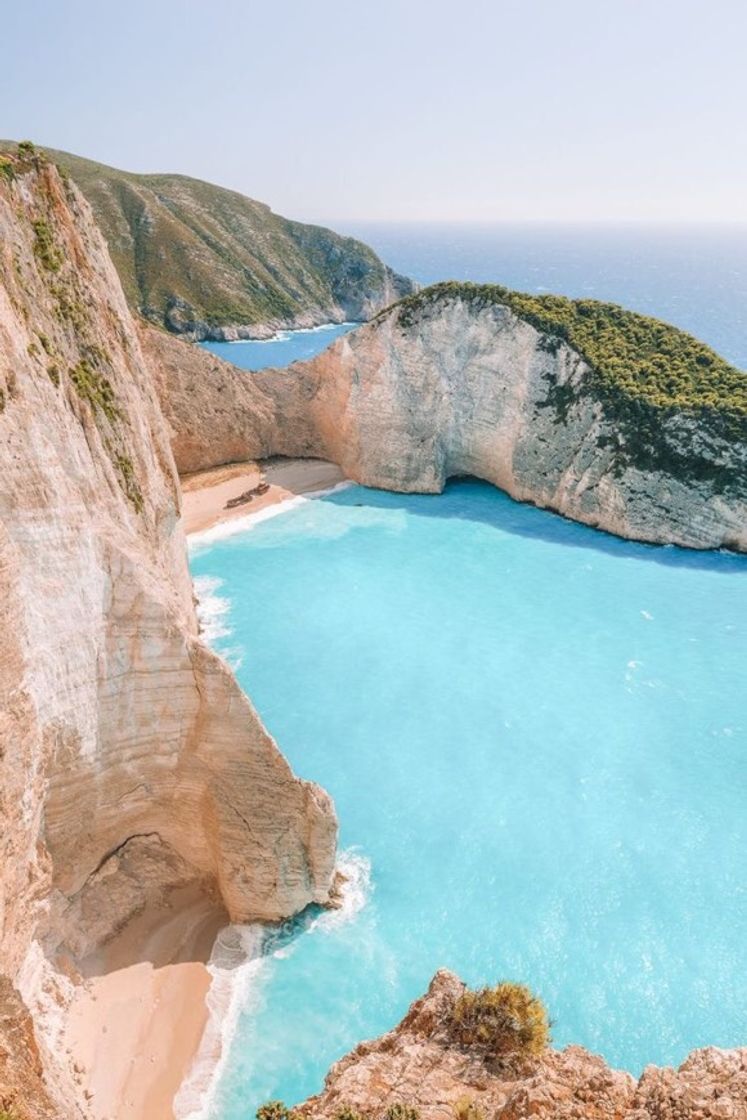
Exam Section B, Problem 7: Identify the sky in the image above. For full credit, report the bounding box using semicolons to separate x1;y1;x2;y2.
2;0;746;224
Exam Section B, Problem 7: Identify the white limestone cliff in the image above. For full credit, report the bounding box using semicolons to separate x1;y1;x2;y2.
0;152;336;1116
148;293;747;551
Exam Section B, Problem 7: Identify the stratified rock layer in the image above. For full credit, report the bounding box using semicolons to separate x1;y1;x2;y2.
0;151;336;1115
148;290;747;550
299;971;747;1120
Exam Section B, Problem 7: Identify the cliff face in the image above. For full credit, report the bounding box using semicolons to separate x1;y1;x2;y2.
0;151;336;1112
148;287;747;551
6;145;415;340
299;971;747;1120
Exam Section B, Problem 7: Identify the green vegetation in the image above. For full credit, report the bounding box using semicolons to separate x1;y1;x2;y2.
383;1106;419;1120
68;360;119;422
17;139;35;159
51;281;87;331
112;455;144;513
333;1108;368;1120
388;282;747;488
0;157;15;183
452;1099;484;1120
47;364;60;386
448;982;550;1064
391;282;747;418
32;219;63;273
256;1103;296;1120
0;142;413;335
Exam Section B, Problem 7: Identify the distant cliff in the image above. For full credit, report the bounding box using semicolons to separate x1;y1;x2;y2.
0;143;414;339
0;146;336;1117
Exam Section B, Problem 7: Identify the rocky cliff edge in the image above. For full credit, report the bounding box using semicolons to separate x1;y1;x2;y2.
0;147;337;1117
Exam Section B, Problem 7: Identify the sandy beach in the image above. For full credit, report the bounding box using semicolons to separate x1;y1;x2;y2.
61;458;348;1120
64;885;227;1120
182;456;347;535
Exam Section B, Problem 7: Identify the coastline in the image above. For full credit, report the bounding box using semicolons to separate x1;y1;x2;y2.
61;458;350;1120
63;886;227;1120
182;456;348;537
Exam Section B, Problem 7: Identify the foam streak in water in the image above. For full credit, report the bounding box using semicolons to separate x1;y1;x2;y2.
193;575;232;643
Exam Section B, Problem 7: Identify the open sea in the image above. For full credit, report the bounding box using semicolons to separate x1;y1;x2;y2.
187;225;747;1119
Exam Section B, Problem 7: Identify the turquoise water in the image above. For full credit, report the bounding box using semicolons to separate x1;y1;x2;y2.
189;481;747;1117
200;323;355;370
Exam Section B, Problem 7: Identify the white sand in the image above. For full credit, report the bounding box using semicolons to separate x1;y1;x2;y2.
65;887;227;1120
181;457;346;535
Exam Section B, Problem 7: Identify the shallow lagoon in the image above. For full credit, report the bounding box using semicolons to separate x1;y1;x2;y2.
189;481;747;1118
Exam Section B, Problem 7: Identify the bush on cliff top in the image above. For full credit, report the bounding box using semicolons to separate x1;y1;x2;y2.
389;281;747;420
448;981;550;1063
257;1102;296;1120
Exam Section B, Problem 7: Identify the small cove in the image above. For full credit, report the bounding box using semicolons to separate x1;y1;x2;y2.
189;480;747;1118
200;322;355;370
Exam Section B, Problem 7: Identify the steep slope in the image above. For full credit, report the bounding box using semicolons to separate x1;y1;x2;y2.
0;143;414;339
146;283;747;550
298;971;747;1120
0;146;336;1115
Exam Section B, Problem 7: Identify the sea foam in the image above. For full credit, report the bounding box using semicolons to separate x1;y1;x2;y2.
174;850;372;1120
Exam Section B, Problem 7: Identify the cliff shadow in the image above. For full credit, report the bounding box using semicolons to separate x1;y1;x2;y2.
321;476;747;575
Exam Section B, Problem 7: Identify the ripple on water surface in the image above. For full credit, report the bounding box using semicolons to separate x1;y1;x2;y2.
188;480;747;1119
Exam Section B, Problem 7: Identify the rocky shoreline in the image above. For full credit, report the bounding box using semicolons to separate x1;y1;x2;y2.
298;971;747;1120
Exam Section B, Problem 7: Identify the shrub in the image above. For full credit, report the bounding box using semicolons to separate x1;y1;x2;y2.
448;982;550;1063
17;139;35;158
69;360;119;422
113;454;144;513
32;218;63;273
384;1107;419;1120
452;1098;484;1120
0;158;15;184
257;1103;292;1120
334;1108;368;1120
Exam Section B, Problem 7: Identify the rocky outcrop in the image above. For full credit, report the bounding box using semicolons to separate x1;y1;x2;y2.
0;149;336;1113
0;978;63;1120
298;971;747;1120
5;144;415;340
148;286;747;550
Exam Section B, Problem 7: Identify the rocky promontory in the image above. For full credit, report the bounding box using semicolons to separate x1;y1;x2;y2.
150;282;747;551
298;971;747;1120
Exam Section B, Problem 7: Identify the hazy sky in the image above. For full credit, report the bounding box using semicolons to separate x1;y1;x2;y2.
2;0;745;223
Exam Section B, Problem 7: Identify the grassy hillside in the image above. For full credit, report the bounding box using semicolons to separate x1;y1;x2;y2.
0;142;413;338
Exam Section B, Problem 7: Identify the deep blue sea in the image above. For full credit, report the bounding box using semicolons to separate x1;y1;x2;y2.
185;227;747;1120
201;224;747;372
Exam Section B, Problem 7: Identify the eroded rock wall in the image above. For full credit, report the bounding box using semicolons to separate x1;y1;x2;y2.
149;296;747;550
0;154;336;1112
286;301;747;550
